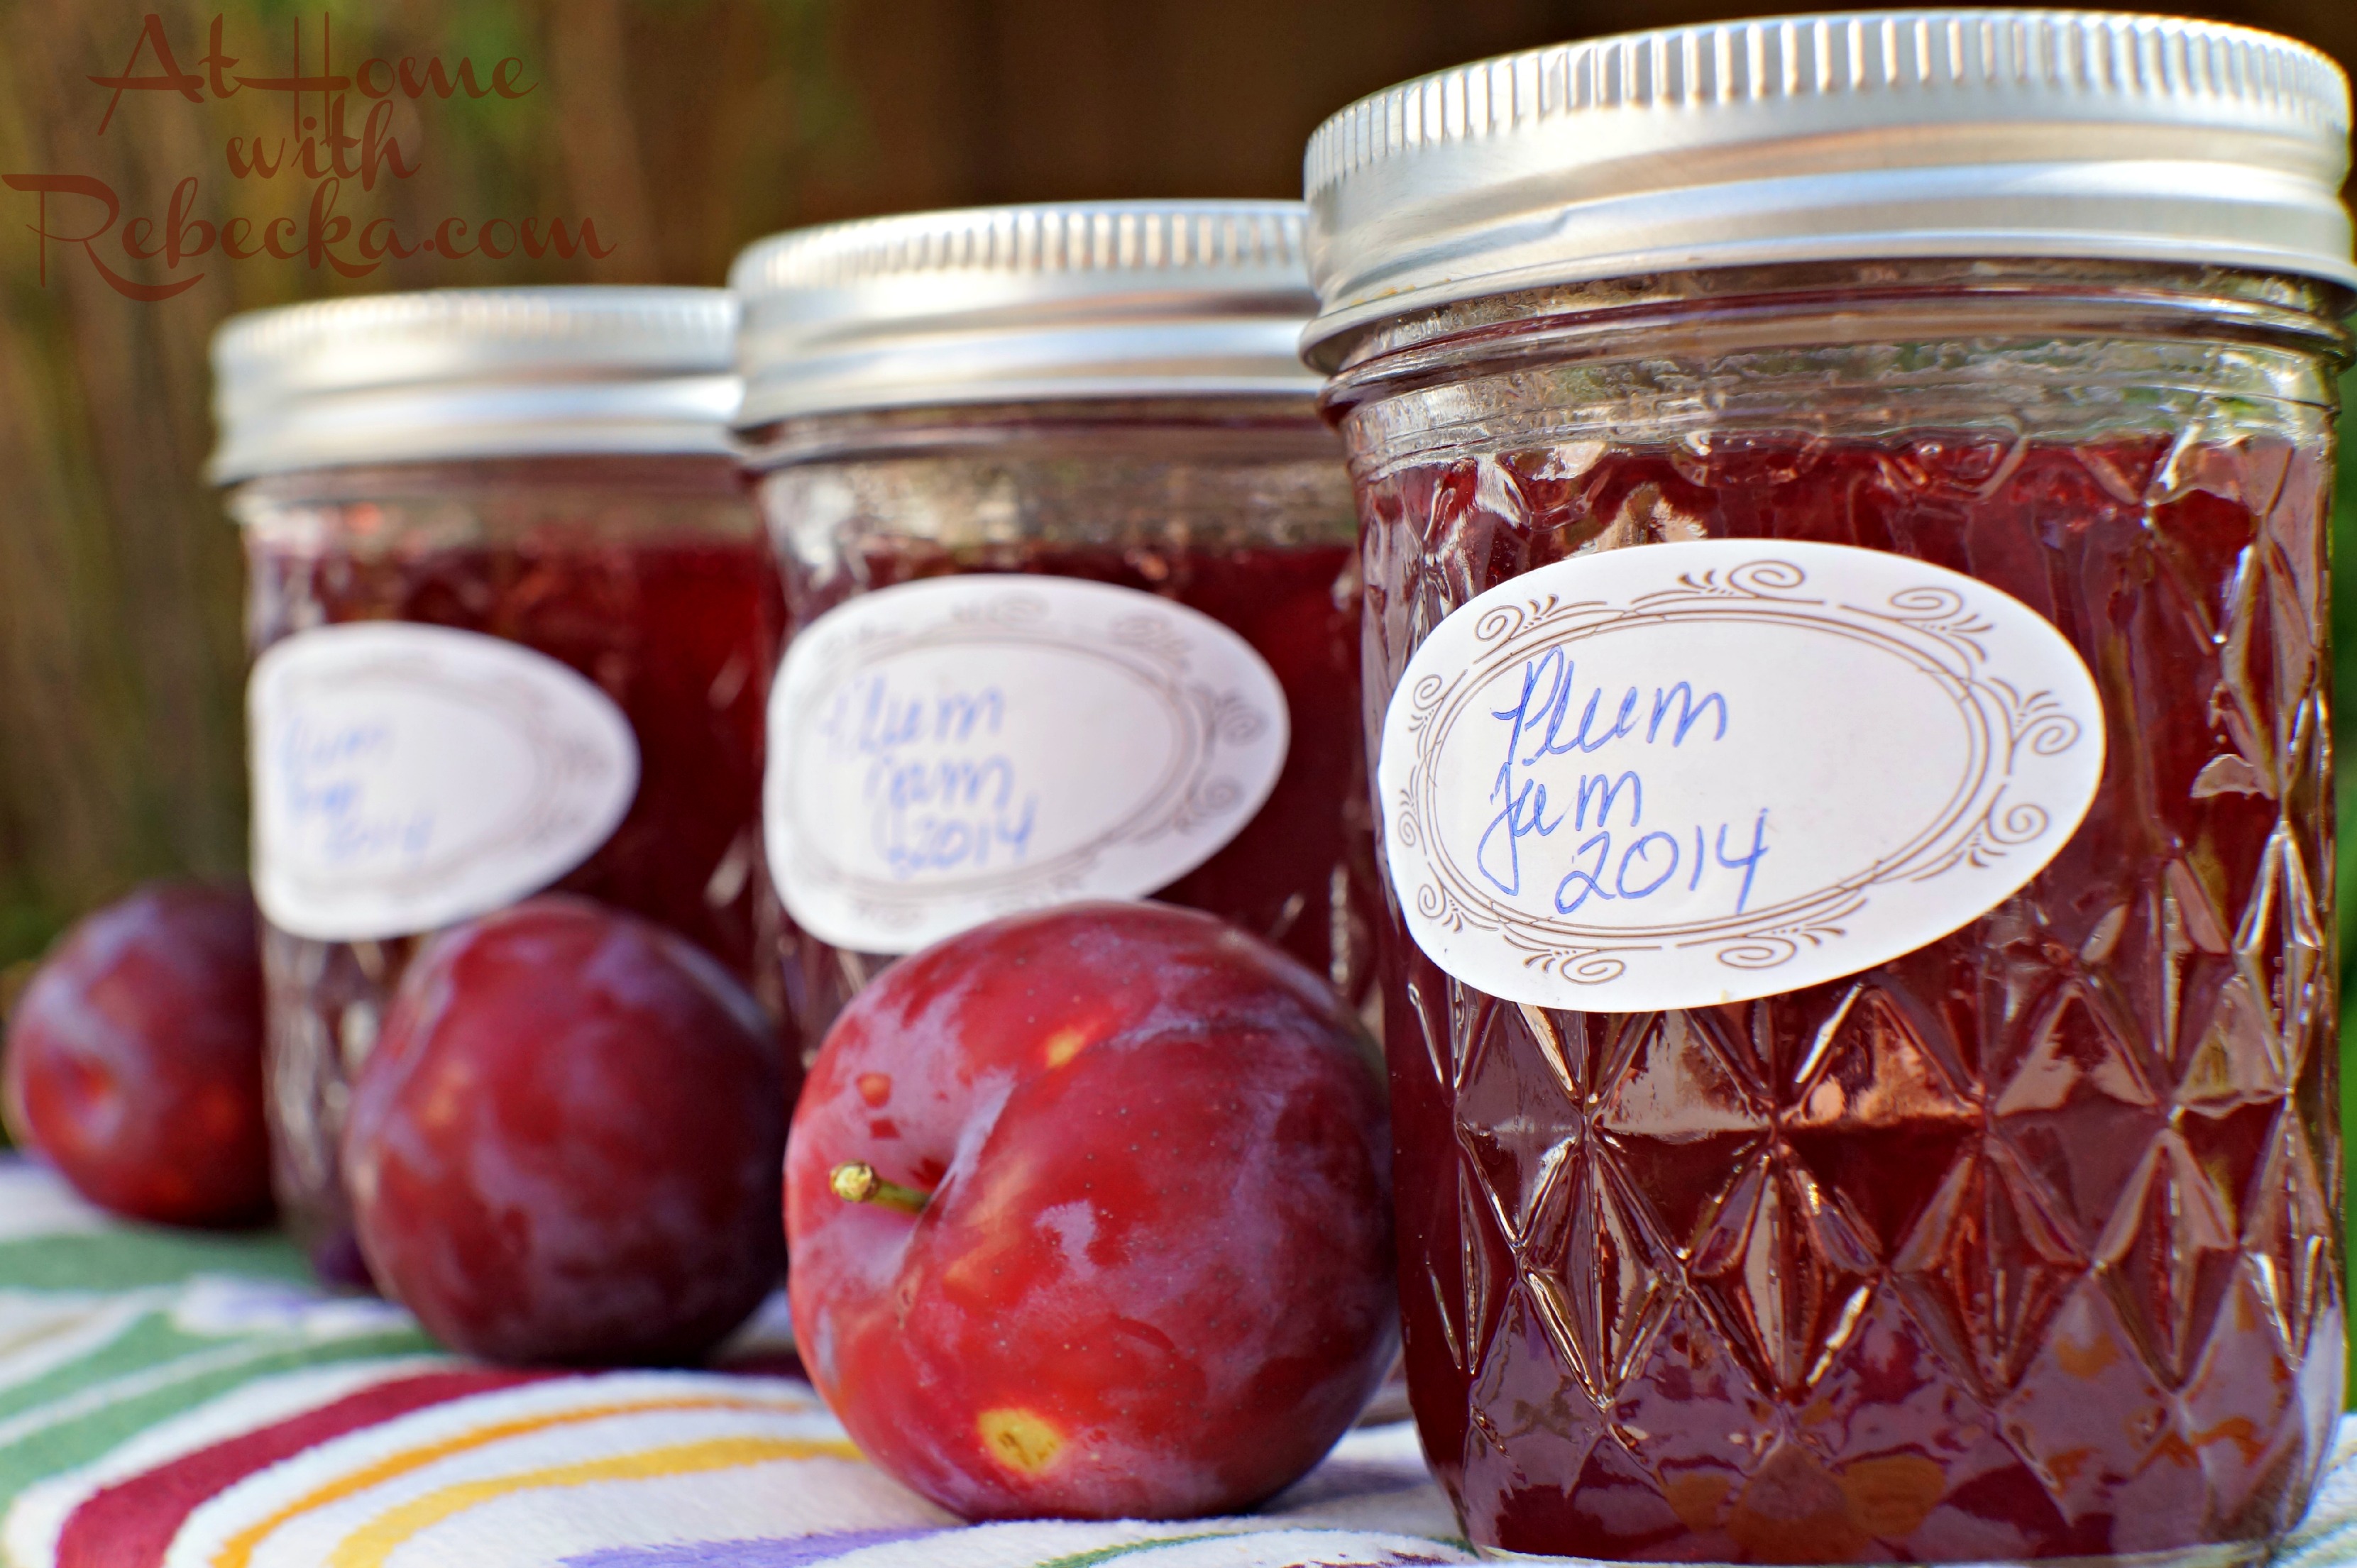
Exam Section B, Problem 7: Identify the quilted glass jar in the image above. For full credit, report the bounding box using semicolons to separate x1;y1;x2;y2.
733;202;1375;1050
211;289;781;1285
1303;12;2354;1563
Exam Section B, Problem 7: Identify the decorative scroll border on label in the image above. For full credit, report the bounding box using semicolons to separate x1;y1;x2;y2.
765;575;1290;955
1378;540;2106;1012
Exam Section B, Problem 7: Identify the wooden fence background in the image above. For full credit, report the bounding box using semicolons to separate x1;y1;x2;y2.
1;0;2353;975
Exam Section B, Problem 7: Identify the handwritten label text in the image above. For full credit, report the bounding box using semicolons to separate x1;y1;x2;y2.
1475;647;1768;921
820;674;1040;881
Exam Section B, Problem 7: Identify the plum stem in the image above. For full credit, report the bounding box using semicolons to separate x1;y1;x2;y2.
829;1161;930;1215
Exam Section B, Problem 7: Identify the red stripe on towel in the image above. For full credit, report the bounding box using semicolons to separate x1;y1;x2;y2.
54;1367;555;1568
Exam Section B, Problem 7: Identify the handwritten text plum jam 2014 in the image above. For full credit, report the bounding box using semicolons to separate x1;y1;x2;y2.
820;673;1043;882
4;13;611;302
273;714;434;871
1477;645;1770;922
1380;543;2110;1013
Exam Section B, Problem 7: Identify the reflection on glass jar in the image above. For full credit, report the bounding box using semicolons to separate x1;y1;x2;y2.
1304;13;2353;1564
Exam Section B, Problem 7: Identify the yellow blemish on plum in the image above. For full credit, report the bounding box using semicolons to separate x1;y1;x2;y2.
977;1407;1063;1473
1040;1027;1092;1069
416;1059;475;1135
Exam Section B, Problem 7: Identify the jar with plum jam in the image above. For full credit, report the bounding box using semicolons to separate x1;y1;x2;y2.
1304;12;2352;1563
732;202;1375;1047
211;289;780;1284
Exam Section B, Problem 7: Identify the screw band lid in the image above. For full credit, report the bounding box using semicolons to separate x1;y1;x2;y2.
210;287;737;483
730;200;1322;434
1302;9;2355;368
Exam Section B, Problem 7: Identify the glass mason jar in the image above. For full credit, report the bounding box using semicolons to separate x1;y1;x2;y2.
211;289;783;1285
1303;13;2352;1564
732;203;1376;1049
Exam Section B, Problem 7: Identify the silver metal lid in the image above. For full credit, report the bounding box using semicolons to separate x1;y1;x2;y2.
730;200;1322;431
209;287;739;482
1302;9;2356;368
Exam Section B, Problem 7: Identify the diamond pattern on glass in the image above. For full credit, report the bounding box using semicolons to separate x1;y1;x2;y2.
1996;1279;2180;1525
1524;1144;1677;1406
1786;985;1979;1257
1453;993;1578;1244
2097;1132;2244;1387
1363;426;2340;1561
1891;1140;2083;1396
1992;983;2165;1249
1596;1011;1765;1253
1687;1151;1879;1396
1458;1153;1511;1380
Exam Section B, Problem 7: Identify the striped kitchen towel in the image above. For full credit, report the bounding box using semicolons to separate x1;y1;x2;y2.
0;1157;1461;1567
1;1154;2351;1568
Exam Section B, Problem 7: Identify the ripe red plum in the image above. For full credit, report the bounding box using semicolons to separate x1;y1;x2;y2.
344;895;791;1364
786;900;1395;1520
2;882;271;1227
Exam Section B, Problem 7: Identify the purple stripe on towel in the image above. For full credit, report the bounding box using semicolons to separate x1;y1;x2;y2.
563;1528;944;1567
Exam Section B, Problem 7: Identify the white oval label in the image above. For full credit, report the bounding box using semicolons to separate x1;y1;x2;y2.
248;623;639;942
1380;541;2106;1012
765;575;1290;954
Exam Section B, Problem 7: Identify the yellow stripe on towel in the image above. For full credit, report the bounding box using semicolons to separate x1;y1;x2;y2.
328;1435;861;1568
210;1394;819;1568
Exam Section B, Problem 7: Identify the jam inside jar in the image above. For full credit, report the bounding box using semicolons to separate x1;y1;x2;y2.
1333;260;2348;1562
234;454;780;1283
752;402;1377;1045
